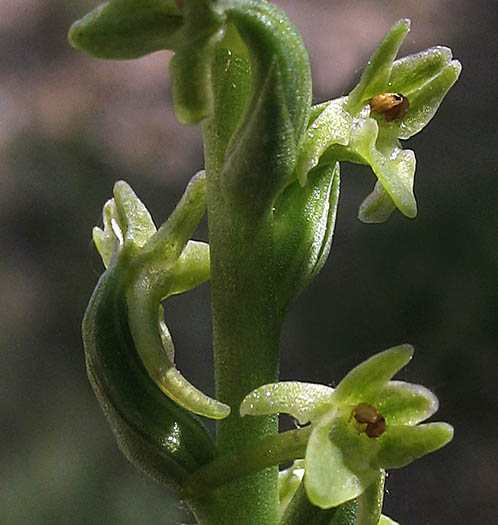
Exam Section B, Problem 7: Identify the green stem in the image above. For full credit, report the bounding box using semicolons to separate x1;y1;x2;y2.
192;166;281;524
191;43;283;525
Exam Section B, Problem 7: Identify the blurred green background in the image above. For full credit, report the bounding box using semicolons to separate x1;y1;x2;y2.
1;0;497;523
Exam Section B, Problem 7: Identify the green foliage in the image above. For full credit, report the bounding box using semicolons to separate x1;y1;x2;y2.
70;1;460;523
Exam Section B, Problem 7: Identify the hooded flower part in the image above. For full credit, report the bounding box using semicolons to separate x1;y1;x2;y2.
295;19;461;223
90;172;230;420
241;345;453;513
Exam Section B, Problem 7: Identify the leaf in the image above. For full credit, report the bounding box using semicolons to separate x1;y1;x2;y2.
274;163;340;312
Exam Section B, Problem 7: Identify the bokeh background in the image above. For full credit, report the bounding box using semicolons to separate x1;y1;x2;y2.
2;0;497;523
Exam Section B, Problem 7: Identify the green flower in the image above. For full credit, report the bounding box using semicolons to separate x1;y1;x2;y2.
241;345;453;514
90;172;230;420
296;19;461;223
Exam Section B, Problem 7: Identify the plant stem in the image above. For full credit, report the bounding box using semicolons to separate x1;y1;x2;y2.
193;167;281;524
187;44;283;523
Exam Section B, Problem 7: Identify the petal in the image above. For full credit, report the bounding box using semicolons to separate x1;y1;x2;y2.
349;119;417;218
333;345;414;404
358;182;396;224
358;148;415;223
399;60;462;139
240;381;334;425
168;240;210;297
375;423;454;469
113;181;157;249
376;380;439;426
143;170;206;263
305;412;379;508
295;98;352;185
348;19;411;112
68;0;184;59
388;46;453;95
93;198;121;267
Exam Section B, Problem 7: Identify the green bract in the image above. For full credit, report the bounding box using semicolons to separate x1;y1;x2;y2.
89;171;229;420
241;345;453;512
83;173;237;486
296;19;461;223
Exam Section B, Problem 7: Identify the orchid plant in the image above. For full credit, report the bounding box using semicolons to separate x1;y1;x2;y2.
69;1;460;523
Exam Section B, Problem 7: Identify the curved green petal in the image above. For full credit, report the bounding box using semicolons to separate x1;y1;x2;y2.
68;0;184;59
305;412;378;509
348;19;410;112
125;172;229;420
295;98;351;185
113;180;157;249
332;345;414;404
140;170;206;265
240;381;334;425
93;198;120;267
399;60;462;139
358;148;415;223
388;46;453;95
349;119;417;218
376;380;439;426
375;423;454;469
358;182;396;224
168;240;210;296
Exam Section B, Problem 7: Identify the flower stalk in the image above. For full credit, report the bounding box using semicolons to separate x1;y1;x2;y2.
69;1;461;523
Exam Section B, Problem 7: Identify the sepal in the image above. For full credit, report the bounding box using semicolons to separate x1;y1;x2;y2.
375;423;453;469
240;381;334;425
348;19;411;112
